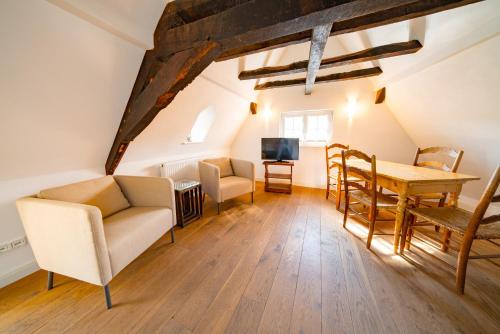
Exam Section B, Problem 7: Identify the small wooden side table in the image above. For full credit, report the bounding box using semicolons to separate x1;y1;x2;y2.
263;161;294;194
174;180;203;227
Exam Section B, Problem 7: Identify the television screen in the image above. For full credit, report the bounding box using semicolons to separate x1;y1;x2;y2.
261;138;299;161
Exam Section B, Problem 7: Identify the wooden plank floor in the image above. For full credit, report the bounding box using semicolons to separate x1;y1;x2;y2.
1;184;499;333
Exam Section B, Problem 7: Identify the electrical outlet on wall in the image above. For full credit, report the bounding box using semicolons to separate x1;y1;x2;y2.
0;242;13;253
0;236;28;253
11;237;27;248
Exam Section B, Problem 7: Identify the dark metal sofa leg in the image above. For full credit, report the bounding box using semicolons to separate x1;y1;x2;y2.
104;285;112;309
170;227;175;243
47;271;54;290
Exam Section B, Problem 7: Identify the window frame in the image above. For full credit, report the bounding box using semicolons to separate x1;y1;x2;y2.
279;109;333;147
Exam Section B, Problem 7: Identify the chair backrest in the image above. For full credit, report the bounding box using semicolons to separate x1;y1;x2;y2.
413;146;464;172
325;143;349;175
341;149;377;213
467;166;500;236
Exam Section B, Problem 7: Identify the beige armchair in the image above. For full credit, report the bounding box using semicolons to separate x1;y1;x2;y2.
16;175;176;309
199;158;255;214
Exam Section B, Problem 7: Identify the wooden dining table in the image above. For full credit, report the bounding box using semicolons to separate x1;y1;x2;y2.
332;158;479;254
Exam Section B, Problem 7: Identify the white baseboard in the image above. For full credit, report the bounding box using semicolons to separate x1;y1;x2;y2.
0;260;39;288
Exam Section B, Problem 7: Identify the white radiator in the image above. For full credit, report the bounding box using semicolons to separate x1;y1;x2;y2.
160;153;224;181
160;158;201;181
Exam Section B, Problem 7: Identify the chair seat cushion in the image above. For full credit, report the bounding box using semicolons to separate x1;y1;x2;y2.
350;190;398;209
39;176;130;218
219;176;252;202
103;207;172;275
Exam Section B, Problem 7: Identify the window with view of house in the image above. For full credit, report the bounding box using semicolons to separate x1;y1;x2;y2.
280;110;333;146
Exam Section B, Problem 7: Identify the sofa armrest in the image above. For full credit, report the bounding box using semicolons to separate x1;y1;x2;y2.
114;175;176;224
199;161;221;202
231;158;256;191
16;197;112;286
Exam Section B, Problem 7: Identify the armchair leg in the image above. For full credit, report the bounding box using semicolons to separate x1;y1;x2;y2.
47;271;54;290
251;192;254;204
104;285;112;309
170;227;175;243
217;203;221;215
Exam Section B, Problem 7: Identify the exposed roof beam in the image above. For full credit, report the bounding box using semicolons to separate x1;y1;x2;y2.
305;23;333;95
217;0;483;61
106;0;483;174
254;67;383;91
239;40;422;80
154;1;431;59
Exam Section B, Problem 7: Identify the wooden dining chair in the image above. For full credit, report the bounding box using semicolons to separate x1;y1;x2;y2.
406;146;464;248
341;149;398;249
412;146;464;202
401;166;500;294
325;143;349;208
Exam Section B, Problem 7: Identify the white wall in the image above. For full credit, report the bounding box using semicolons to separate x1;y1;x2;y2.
0;0;244;287
231;41;416;188
0;0;146;286
387;35;500;200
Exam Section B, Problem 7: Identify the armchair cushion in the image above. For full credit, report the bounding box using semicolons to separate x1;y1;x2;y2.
204;157;234;178
103;207;173;275
220;176;253;202
39;176;130;218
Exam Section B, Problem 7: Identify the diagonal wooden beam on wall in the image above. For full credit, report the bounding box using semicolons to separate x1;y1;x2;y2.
217;0;483;61
305;23;333;95
106;0;484;174
106;42;221;175
108;1;252;175
254;67;383;91
239;40;422;80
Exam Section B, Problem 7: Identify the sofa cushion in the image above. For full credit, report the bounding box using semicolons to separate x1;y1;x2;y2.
39;176;130;218
220;176;253;201
103;207;172;275
204;157;234;178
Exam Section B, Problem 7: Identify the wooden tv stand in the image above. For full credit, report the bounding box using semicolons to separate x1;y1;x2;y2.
263;161;294;194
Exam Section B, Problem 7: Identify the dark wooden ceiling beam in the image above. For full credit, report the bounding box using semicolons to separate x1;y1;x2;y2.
155;0;429;59
108;0;390;174
239;40;422;80
217;0;482;61
254;67;383;91
305;23;333;95
106;0;483;174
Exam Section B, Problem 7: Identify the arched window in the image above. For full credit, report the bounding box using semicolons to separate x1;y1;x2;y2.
186;105;215;143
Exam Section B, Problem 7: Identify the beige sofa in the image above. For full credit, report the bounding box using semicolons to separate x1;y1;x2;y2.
199;158;255;214
16;175;176;309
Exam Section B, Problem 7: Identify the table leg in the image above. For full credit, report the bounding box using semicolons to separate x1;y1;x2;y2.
393;190;409;254
335;170;342;210
441;187;461;252
199;186;203;216
178;190;185;228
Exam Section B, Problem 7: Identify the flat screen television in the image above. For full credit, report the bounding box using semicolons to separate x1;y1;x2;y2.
261;138;299;161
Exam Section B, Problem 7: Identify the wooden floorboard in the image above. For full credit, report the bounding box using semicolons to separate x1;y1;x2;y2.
1;184;499;333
